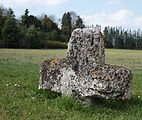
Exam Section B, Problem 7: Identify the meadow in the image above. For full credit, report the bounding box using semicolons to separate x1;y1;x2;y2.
0;49;142;120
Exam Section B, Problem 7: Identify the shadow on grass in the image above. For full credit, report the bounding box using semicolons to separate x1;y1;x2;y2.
88;95;142;113
34;90;142;113
34;89;62;100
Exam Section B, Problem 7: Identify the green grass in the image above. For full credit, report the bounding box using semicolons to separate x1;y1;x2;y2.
0;48;142;120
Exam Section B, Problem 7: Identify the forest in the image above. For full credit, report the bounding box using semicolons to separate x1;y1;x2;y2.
0;5;142;49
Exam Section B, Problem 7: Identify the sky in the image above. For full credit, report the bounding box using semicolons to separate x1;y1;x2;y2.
1;0;142;30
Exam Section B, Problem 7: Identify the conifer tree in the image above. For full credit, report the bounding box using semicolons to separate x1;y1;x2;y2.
2;9;20;48
61;12;71;42
75;16;85;29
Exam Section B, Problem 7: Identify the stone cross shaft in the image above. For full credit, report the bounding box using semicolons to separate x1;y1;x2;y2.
67;28;105;71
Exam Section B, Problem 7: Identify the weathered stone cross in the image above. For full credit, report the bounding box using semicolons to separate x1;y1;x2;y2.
39;27;133;102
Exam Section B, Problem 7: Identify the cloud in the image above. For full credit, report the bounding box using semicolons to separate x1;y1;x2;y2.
1;0;68;7
107;0;122;5
112;9;133;21
47;0;68;6
82;9;142;30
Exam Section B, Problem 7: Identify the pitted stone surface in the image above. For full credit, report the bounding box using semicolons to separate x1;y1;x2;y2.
67;28;105;71
71;64;132;100
39;27;133;101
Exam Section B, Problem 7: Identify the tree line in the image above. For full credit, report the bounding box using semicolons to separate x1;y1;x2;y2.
0;5;142;49
0;6;84;49
104;26;142;49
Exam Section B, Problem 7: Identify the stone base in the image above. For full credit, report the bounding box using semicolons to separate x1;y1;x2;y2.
39;59;133;101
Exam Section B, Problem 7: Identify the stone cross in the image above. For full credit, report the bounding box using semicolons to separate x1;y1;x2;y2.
39;27;133;102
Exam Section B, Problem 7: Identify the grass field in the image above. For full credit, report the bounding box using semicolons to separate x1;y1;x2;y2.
0;49;142;120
